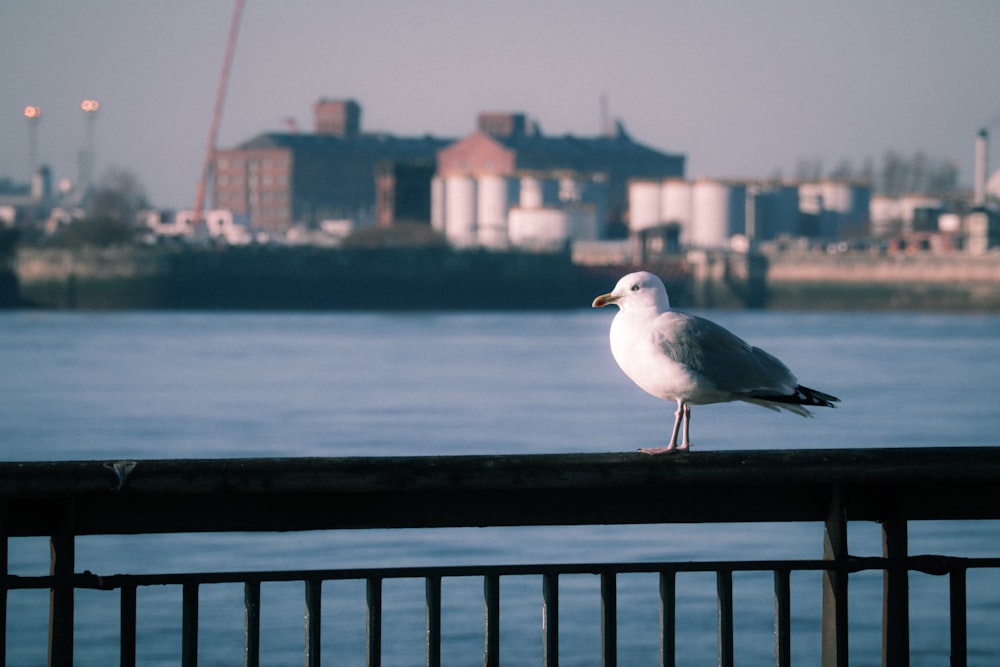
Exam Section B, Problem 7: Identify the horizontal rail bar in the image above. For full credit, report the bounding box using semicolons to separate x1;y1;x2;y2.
7;556;998;593
2;448;1000;536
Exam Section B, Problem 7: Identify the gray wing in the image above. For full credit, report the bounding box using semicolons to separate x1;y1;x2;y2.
655;312;798;396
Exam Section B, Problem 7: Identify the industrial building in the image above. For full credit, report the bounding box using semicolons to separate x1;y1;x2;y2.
212;99;452;233
212;103;685;248
190;99;1000;254
432;112;684;249
628;178;871;249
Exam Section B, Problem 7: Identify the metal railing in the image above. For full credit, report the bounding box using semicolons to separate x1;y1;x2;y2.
2;447;1000;666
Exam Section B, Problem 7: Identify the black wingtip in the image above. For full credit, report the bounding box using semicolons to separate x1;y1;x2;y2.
759;385;840;409
795;385;840;408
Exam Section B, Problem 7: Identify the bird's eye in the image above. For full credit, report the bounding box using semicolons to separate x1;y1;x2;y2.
630;284;640;291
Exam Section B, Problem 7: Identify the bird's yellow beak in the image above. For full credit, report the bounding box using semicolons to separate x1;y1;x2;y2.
592;292;619;308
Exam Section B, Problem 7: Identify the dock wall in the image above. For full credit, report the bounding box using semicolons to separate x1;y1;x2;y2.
11;246;1000;311
765;252;1000;310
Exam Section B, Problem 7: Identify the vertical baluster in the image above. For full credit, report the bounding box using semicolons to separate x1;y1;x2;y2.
717;570;734;667
0;525;8;666
659;570;675;667
773;569;791;667
182;582;199;667
950;566;967;667
243;580;260;667
120;580;137;667
601;572;616;667
425;575;441;667
484;574;500;667
543;572;559;667
305;578;322;667
48;531;75;667
305;579;323;667
822;485;848;667
367;577;382;667
882;514;909;666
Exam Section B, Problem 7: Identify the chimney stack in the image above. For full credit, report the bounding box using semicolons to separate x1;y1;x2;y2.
314;99;361;138
974;128;988;207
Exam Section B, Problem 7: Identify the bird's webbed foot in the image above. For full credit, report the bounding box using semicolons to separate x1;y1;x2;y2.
639;446;681;455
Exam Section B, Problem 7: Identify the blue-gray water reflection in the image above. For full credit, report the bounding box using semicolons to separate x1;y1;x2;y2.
2;310;999;664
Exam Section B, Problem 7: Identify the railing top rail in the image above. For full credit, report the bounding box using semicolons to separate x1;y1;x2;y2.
9;555;1000;593
2;447;1000;537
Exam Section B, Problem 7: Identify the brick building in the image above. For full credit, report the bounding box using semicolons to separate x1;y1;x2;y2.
213;99;451;233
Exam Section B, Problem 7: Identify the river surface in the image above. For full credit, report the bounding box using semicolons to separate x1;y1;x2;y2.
2;309;999;665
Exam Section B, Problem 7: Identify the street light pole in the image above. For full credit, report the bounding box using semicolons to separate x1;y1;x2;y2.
23;105;42;179
80;99;100;191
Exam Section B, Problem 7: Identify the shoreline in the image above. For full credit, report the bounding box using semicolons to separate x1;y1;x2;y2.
7;246;1000;313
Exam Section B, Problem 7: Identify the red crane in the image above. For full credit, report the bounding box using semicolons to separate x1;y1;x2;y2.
192;0;246;230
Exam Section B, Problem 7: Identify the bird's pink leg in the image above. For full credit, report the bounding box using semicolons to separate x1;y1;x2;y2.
677;403;692;451
639;400;685;455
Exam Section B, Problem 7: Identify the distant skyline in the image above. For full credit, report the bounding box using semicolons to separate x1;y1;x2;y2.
2;0;999;209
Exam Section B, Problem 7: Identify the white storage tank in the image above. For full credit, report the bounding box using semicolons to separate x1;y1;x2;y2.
476;175;514;248
520;176;542;209
477;175;511;228
661;178;693;243
508;207;571;249
443;175;477;246
508;206;600;250
691;180;745;248
628;180;663;232
520;176;559;209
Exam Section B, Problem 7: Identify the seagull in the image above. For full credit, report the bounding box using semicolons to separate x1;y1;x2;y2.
592;271;839;454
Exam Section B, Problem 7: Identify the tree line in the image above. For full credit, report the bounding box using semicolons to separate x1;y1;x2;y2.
790;150;959;196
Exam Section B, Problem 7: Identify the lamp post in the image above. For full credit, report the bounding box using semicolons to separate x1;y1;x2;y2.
80;99;100;191
23;105;42;179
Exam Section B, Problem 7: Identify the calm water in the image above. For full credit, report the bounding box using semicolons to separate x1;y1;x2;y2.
2;309;1000;665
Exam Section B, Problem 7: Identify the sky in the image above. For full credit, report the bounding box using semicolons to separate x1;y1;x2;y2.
2;0;999;209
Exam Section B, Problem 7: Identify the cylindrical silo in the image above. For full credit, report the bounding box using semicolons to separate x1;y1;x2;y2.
477;175;507;228
660;178;693;243
508;207;571;249
520;175;559;209
444;175;477;246
477;175;517;248
520;176;543;209
691;180;745;248
628;180;663;232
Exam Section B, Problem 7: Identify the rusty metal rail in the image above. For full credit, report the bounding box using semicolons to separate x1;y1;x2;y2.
3;447;1000;666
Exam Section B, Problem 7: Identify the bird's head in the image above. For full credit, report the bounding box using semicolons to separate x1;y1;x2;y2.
591;271;670;311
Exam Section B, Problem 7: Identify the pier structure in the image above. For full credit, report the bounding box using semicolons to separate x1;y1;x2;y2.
3;447;999;666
